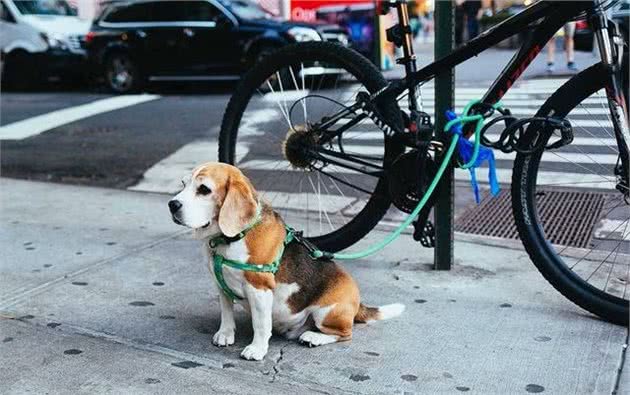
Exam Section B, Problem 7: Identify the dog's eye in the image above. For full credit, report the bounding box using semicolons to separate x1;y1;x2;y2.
197;185;211;195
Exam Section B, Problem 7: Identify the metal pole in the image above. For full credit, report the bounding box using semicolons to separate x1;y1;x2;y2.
433;0;455;270
373;0;382;68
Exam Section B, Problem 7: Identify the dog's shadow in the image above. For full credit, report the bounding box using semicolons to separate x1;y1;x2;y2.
193;310;252;340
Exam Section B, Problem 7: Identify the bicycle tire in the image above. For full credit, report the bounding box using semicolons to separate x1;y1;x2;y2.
219;42;404;252
512;63;629;326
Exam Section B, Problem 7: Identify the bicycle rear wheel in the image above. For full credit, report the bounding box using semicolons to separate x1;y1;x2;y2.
512;63;629;326
219;42;403;252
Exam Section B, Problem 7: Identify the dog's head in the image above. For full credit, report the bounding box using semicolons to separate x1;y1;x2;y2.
168;162;258;239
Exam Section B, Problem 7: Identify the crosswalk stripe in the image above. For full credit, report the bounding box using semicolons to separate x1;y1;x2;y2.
236;160;615;191
285;144;619;164
255;192;355;212
410;98;608;106
129;140;249;194
0;95;161;140
346;106;610;116
240;148;617;170
456;168;616;190
338;132;618;146
128;141;220;193
338;120;616;137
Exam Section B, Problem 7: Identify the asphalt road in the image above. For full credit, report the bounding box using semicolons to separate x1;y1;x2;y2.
1;86;232;188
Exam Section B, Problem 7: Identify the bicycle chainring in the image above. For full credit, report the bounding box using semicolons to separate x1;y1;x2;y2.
388;150;438;213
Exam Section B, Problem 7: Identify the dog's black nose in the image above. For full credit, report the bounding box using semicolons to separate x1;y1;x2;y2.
168;200;182;214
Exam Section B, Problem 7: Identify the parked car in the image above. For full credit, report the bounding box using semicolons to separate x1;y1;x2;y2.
86;0;349;93
0;0;89;88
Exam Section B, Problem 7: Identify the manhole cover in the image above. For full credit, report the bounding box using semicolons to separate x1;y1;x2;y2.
455;190;606;249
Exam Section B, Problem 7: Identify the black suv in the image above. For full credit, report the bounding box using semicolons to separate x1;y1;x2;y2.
86;0;349;93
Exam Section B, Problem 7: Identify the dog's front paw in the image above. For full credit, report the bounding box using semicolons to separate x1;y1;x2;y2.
240;343;268;361
212;330;235;347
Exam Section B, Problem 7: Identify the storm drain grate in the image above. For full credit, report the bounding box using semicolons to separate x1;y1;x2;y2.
455;190;606;248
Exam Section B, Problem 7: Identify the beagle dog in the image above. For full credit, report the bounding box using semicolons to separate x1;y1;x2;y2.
168;162;404;361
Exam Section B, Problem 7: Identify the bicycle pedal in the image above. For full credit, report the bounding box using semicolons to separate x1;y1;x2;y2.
413;219;435;248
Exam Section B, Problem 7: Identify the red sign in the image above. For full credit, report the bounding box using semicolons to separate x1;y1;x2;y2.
290;0;372;22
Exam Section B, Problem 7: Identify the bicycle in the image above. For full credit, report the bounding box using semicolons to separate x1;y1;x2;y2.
219;0;629;326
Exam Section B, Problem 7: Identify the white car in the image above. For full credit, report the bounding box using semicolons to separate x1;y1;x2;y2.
1;0;90;87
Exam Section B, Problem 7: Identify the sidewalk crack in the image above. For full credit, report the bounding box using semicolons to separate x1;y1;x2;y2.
270;343;289;383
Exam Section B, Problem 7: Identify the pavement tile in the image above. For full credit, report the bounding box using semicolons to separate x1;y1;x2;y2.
0;319;326;394
0;178;181;304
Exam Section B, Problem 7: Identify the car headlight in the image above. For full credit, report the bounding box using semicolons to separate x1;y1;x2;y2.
40;32;68;50
287;27;322;42
337;34;349;46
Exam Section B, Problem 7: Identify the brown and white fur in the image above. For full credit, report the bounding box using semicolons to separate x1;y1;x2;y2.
169;162;404;361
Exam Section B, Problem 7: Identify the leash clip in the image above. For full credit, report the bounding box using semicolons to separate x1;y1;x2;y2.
292;230;333;260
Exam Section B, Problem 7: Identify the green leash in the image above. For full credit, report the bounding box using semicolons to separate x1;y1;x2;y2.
311;100;501;261
211;100;499;300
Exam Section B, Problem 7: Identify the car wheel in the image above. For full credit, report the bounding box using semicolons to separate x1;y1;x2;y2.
104;52;141;94
2;50;38;90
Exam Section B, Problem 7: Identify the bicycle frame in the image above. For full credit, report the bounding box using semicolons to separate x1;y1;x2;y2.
315;1;587;135
386;1;589;107
312;0;629;190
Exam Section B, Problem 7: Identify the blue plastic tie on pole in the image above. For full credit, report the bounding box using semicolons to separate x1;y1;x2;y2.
445;110;500;203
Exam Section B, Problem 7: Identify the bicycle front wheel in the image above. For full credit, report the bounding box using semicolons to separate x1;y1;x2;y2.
219;42;404;252
512;63;629;326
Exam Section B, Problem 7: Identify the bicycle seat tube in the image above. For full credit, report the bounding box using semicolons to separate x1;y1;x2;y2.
395;0;420;112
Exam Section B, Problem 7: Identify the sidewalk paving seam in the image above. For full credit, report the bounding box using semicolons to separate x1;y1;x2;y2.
612;330;629;394
3;318;360;395
0;229;188;310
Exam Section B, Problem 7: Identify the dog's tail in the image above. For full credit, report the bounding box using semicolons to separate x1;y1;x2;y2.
354;303;405;323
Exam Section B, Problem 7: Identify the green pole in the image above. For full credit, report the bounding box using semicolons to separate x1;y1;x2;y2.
373;0;381;68
433;0;455;270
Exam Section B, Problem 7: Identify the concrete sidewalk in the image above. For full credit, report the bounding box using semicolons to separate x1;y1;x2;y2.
1;178;627;394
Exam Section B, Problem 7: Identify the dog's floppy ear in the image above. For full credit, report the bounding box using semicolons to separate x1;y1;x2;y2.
218;172;258;237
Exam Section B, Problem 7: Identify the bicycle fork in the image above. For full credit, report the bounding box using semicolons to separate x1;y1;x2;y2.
592;11;630;200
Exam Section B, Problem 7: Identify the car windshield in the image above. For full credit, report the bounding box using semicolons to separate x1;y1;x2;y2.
13;0;77;16
226;0;270;20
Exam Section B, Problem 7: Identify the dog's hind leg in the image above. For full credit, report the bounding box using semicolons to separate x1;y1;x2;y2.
299;303;354;347
298;267;359;347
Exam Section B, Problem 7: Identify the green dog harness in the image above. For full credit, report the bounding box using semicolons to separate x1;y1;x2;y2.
209;205;295;301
